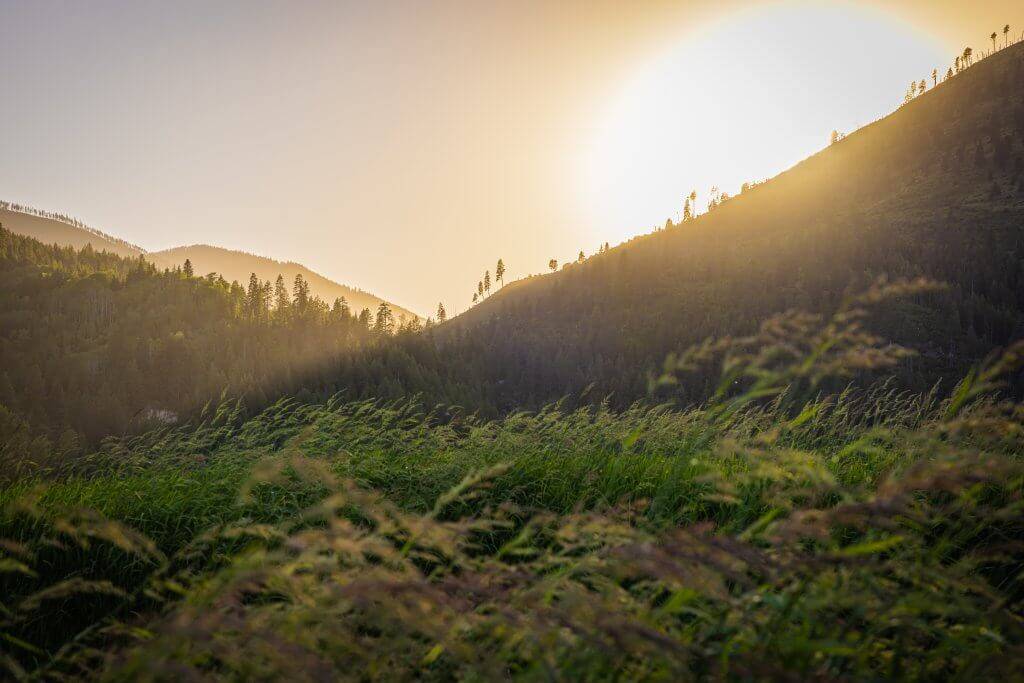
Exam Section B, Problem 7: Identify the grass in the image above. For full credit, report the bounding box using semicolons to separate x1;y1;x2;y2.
2;281;1023;680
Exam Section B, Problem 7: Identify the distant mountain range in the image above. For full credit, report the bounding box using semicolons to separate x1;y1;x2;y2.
0;203;419;321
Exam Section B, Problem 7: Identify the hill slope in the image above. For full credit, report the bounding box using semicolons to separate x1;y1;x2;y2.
147;244;419;322
0;203;143;258
436;42;1024;409
0;204;419;321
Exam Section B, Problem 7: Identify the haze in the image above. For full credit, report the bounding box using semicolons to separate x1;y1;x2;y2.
1;0;1020;315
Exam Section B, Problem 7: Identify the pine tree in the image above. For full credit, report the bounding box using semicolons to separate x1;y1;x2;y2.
374;302;394;335
183;259;194;278
292;274;310;318
274;275;290;322
484;270;491;296
437;302;447;322
496;259;505;287
246;273;262;321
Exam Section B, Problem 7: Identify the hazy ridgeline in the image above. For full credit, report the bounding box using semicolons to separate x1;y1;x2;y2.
1;281;1022;679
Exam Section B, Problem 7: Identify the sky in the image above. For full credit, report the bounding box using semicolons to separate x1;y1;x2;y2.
1;0;1021;316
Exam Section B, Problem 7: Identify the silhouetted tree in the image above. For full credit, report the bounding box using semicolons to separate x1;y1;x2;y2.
478;280;484;298
1005;25;1011;48
436;302;447;322
496;259;505;287
963;47;972;67
483;270;491;296
991;32;997;52
548;259;557;272
183;259;194;278
577;250;585;264
932;69;938;87
683;197;692;221
472;292;478;304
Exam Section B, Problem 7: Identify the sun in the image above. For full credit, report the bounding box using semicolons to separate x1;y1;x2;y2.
578;1;948;244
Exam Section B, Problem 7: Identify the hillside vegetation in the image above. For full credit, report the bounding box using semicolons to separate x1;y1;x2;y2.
0;228;445;456
0;205;418;326
2;282;1022;679
147;244;419;323
437;42;1024;410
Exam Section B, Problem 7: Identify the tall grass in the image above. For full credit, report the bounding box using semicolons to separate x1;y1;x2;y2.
1;280;1022;680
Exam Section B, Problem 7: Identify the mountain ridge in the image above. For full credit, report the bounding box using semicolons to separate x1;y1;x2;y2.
0;204;419;319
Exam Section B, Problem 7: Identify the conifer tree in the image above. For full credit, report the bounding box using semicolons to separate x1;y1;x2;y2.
183;259;194;278
496;259;505;287
484;270;491;296
437;302;447;322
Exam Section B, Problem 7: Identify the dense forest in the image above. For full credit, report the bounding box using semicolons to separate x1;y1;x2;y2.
0;227;454;470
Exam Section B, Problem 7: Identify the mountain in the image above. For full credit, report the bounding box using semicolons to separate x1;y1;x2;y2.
147;244;419;322
0;201;144;258
0;203;419;321
432;41;1024;409
0;226;442;451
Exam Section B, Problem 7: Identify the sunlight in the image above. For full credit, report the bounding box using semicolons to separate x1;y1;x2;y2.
579;1;948;243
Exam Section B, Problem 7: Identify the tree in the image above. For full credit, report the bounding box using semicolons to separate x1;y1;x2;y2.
932;69;937;87
472;292;478;304
478;280;484;298
373;302;394;335
683;197;692;221
246;273;263;321
955;56;961;73
496;259;505;287
273;274;290;321
1005;25;1011;48
946;67;954;81
577;250;585;263
183;259;194;278
548;259;558;272
292;274;310;317
436;302;447;323
689;190;697;218
963;47;972;67
991;32;997;52
919;79;926;94
483;270;491;295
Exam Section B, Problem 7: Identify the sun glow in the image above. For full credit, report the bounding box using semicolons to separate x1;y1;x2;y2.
579;1;948;244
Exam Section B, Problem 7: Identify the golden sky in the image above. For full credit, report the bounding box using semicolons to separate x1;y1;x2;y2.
1;1;1020;314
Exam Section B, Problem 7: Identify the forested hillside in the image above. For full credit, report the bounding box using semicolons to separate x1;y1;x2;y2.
0;202;143;258
0;204;420;323
147;244;420;323
435;41;1024;409
0;228;447;464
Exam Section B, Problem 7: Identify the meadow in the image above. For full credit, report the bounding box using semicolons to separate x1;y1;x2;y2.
2;281;1022;680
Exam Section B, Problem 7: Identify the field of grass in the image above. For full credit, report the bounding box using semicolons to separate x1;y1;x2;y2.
2;283;1023;680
